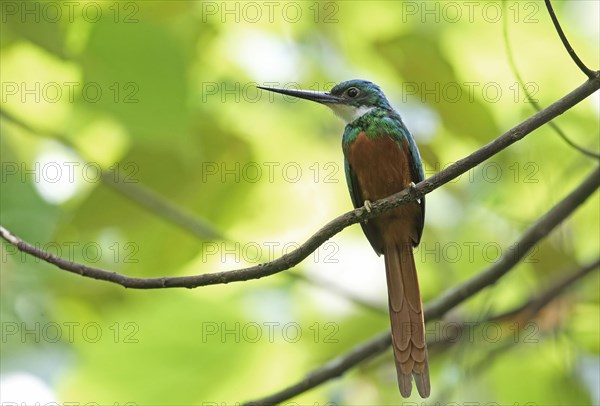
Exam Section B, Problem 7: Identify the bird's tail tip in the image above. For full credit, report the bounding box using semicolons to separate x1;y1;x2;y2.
397;367;430;398
414;367;431;398
398;372;412;398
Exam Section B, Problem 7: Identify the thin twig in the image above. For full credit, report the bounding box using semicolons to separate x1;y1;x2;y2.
429;258;600;350
458;261;600;393
425;166;599;320
286;273;386;314
102;175;227;240
502;3;600;159
544;0;597;78
1;78;598;289
420;259;599;397
243;170;600;405
491;258;600;321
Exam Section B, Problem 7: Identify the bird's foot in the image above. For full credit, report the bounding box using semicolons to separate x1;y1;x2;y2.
408;182;421;203
364;200;373;213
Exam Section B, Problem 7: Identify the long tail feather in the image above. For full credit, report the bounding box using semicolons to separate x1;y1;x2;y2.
384;239;430;398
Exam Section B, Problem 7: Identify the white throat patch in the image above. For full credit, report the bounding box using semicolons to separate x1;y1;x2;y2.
325;104;374;124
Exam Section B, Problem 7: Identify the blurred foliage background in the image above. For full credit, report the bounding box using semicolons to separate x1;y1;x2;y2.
1;0;599;404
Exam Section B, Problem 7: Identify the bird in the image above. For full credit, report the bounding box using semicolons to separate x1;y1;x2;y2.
258;80;429;398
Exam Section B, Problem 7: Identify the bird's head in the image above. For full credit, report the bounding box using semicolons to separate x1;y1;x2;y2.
257;79;393;124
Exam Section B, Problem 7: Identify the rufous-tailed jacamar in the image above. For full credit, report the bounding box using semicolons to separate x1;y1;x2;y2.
258;80;429;398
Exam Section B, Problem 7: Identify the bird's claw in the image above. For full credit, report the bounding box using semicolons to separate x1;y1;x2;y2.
364;200;373;213
408;182;421;203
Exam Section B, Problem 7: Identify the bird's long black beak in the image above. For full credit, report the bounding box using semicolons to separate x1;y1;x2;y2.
257;86;342;104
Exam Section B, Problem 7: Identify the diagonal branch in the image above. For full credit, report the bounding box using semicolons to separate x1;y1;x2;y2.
491;258;600;322
243;167;599;405
424;169;599;320
428;258;600;351
101;175;227;240
544;0;597;79
453;257;600;393
1;78;599;289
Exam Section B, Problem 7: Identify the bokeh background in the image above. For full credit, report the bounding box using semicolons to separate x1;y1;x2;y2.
1;0;599;404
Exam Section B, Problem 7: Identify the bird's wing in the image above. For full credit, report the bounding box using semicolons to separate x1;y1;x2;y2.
393;122;425;245
344;156;385;255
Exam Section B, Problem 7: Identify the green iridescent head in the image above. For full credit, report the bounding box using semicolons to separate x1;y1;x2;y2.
257;79;393;124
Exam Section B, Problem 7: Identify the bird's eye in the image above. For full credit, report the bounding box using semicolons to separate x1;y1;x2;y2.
346;87;359;98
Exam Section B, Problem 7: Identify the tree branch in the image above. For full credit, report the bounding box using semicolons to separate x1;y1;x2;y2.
400;258;599;403
243;167;599;405
545;0;597;79
428;258;600;351
425;166;599;320
491;258;600;322
458;258;600;394
1;78;599;289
